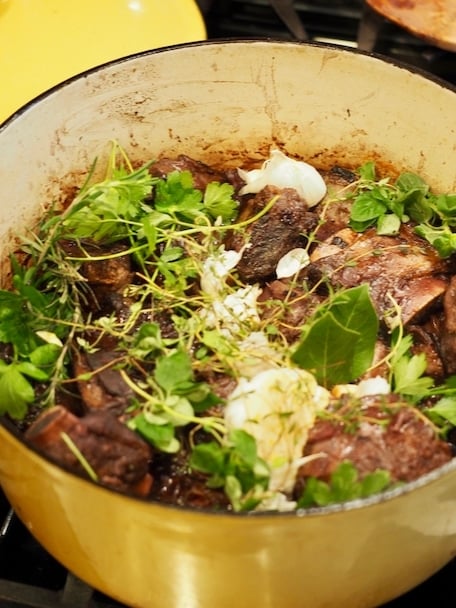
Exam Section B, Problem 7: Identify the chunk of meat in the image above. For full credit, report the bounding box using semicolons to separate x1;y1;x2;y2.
150;155;227;191
150;440;230;510
307;225;450;325
258;279;325;343
73;349;134;413
312;166;358;242
439;275;456;374
408;314;446;380
59;240;133;290
197;369;237;402
25;406;153;496
295;396;452;493
58;239;133;312
226;186;318;282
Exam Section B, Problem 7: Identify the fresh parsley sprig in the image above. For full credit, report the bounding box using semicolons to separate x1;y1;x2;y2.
125;349;222;453
349;162;456;257
154;170;238;225
386;327;456;434
190;428;270;512
297;461;392;508
425;386;456;436
62;167;156;243
388;332;434;400
0;254;77;419
349;162;430;234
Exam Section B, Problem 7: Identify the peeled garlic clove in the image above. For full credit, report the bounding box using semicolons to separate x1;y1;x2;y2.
276;247;310;279
238;149;327;207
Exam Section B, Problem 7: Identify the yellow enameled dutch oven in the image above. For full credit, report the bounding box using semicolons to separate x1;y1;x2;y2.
0;0;206;121
0;40;456;608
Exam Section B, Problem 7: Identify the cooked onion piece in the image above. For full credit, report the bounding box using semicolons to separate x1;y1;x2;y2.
229;332;284;379
200;284;262;337
200;246;244;295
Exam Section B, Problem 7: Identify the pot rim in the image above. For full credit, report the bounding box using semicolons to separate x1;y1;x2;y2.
2;37;456;520
1;37;455;131
3;411;456;520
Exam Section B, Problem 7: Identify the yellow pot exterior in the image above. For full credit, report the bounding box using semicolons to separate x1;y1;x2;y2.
0;41;456;607
0;0;206;122
1;424;456;608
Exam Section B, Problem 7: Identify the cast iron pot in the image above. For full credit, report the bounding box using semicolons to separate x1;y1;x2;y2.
0;40;456;608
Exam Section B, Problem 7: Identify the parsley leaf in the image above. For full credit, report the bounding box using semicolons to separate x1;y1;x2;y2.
350;162;456;257
154;350;194;393
153;351;218;409
132;414;180;453
414;223;456;258
389;333;434;400
154;170;203;222
426;396;456;427
203;182;238;222
297;461;391;508
63;163;155;243
0;361;35;420
154;171;238;225
0;291;33;348
190;429;270;512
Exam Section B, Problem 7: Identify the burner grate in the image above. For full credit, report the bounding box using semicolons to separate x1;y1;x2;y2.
0;574;94;608
0;501;124;608
204;0;456;86
0;569;124;608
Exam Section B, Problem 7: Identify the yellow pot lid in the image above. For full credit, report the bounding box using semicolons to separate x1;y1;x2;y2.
0;0;206;122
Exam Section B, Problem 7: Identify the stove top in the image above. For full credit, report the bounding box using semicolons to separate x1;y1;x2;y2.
0;492;117;608
204;0;456;87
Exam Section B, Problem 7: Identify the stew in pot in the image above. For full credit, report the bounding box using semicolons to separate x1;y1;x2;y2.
1;142;456;512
